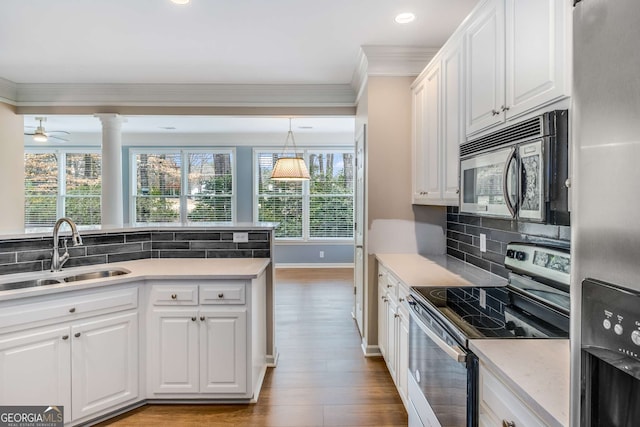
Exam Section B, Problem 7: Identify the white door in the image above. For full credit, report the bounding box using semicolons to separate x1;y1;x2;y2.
148;309;199;394
71;312;138;421
200;309;247;394
0;326;71;423
353;125;366;335
442;38;463;204
465;0;505;135
505;0;569;120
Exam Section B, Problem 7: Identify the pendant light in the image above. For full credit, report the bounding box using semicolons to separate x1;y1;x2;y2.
270;118;310;181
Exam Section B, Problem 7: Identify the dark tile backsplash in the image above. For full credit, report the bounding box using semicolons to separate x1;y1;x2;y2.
0;228;272;276
446;206;570;279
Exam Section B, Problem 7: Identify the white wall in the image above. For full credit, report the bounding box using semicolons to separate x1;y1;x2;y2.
0;103;24;233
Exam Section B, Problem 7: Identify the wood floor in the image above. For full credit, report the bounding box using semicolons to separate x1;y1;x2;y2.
97;268;407;427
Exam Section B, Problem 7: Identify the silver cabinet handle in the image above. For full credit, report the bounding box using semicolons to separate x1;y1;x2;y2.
399;298;405;303
69;307;76;313
74;332;81;338
501;105;510;112
171;294;177;300
492;109;500;116
218;293;224;299
200;316;205;321
62;335;69;340
394;313;400;318
456;189;460;194
191;317;197;322
565;178;572;188
502;421;515;427
387;284;393;288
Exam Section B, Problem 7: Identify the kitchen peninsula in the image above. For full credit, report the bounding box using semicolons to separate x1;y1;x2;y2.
0;224;276;426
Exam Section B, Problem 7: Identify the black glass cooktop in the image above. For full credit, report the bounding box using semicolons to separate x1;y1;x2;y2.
410;285;569;346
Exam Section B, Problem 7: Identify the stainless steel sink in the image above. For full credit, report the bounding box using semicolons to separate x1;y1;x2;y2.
0;278;63;291
62;269;129;283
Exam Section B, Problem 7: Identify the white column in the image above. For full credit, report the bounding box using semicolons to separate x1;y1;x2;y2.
96;114;124;228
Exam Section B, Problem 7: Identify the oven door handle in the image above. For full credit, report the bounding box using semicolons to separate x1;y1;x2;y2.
407;297;467;363
503;146;517;218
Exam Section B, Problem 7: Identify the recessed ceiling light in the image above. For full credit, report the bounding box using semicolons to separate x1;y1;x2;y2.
395;12;416;24
171;0;190;4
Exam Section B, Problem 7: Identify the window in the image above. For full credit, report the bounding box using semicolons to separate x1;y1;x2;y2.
24;150;101;229
131;149;234;224
255;149;354;240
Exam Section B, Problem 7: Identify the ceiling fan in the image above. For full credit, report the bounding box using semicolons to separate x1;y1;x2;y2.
24;117;70;143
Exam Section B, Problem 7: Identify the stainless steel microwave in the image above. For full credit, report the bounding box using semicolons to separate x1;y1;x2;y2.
459;110;570;225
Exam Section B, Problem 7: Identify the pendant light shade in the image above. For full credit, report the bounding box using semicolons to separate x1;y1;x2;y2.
270;118;310;181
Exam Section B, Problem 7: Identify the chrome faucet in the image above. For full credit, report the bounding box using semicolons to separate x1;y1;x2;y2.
51;217;83;272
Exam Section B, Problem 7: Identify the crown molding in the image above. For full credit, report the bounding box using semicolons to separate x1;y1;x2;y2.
351;45;440;105
11;83;357;108
0;77;18;105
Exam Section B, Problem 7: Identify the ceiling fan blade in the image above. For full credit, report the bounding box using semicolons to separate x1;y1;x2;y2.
24;126;37;129
47;130;71;135
49;134;69;142
24;132;36;136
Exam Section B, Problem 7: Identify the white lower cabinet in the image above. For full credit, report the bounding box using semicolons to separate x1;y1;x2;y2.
479;362;547;427
147;279;265;400
149;307;248;395
71;312;138;421
0;286;139;425
377;263;410;407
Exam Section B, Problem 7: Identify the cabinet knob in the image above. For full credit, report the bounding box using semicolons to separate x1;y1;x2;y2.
171;294;177;300
565;178;572;189
74;332;81;338
492;109;500;116
456;189;460;194
502;421;516;427
200;316;205;321
394;313;400;318
62;335;69;340
378;273;383;277
191;317;197;322
218;293;224;299
399;298;405;303
69;307;76;313
501;105;510;112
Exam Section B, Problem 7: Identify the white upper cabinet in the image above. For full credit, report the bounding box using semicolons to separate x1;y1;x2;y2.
465;0;570;136
412;34;463;206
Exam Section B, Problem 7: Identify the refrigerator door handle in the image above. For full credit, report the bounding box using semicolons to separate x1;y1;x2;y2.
503;146;518;218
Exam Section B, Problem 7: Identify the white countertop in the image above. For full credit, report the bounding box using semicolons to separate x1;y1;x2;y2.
0;258;271;301
375;253;507;288
470;339;570;427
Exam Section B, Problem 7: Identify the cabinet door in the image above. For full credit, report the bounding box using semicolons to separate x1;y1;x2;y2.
71;312;138;421
412;80;429;203
441;38;463;203
148;309;199;394
396;310;409;404
200;309;247;394
423;62;443;203
385;297;398;380
0;326;71;423
465;0;505;136
505;0;569;120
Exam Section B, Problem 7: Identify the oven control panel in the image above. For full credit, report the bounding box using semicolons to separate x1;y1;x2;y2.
582;278;640;360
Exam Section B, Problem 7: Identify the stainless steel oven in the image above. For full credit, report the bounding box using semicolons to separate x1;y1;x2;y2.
581;278;640;427
406;294;478;427
406;242;571;427
459;110;569;225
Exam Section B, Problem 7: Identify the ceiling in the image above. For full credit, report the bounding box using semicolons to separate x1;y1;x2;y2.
24;115;356;135
0;0;477;85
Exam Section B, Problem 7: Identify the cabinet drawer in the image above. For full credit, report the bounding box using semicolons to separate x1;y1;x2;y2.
0;287;138;330
479;364;546;427
200;282;246;305
385;273;399;299
150;285;198;305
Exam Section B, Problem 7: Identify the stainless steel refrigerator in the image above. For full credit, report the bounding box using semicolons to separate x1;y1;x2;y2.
572;0;640;425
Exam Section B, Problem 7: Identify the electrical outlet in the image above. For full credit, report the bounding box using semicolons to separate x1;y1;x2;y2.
319;251;325;258
233;232;248;243
480;233;487;253
479;289;487;309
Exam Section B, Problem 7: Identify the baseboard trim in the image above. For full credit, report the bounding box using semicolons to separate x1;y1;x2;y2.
249;364;269;403
361;340;382;357
266;351;279;367
275;263;354;269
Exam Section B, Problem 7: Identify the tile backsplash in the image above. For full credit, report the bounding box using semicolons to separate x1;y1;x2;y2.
0;229;271;276
446;206;570;278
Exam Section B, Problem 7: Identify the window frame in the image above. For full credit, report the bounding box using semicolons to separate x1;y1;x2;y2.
130;148;237;225
253;147;355;243
24;147;102;230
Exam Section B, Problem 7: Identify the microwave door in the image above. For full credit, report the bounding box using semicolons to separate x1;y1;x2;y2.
460;147;514;217
518;140;545;221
